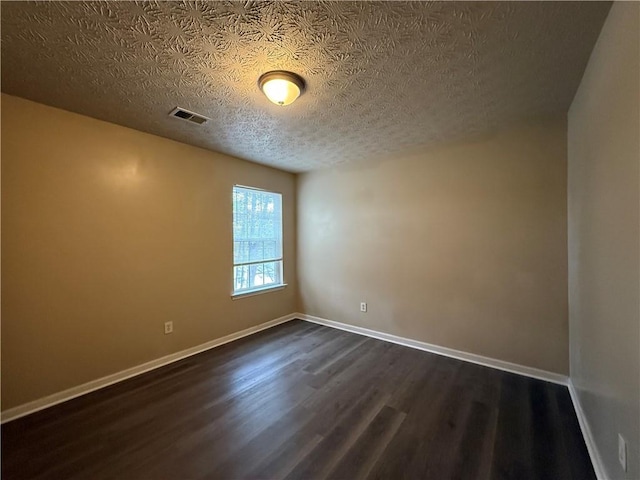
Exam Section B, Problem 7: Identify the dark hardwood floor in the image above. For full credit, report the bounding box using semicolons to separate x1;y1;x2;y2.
2;320;594;480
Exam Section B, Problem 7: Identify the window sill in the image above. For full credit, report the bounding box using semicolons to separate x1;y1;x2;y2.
231;284;288;300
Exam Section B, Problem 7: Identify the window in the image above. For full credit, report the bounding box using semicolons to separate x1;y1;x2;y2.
232;186;283;295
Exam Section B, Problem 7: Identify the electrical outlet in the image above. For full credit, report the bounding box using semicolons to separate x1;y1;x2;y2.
360;302;367;312
618;434;627;471
164;321;173;335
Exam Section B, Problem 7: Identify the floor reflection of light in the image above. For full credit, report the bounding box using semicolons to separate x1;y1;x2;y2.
222;351;296;434
227;351;284;395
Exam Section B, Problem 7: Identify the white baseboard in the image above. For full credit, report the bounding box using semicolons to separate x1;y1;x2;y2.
297;313;568;386
568;381;608;480
1;313;298;424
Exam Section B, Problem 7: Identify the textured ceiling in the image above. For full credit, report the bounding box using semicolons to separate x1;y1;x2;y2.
1;1;610;172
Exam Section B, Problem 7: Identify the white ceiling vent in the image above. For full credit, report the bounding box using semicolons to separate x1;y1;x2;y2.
169;107;209;125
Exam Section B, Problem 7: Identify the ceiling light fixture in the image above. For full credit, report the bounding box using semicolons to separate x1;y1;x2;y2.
258;70;305;106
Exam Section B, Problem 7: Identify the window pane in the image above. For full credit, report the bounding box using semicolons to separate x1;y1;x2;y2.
233;265;250;292
257;261;281;288
233;186;283;293
233;261;282;292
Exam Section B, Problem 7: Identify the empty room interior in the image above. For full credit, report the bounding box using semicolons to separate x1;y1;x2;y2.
1;1;638;479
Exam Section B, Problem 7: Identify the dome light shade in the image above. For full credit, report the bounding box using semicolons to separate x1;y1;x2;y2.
258;71;305;106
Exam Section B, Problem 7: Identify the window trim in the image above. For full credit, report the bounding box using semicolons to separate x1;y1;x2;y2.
231;184;284;296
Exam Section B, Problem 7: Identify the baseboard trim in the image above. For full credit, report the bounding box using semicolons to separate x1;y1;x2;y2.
298;313;568;386
1;313;298;424
568;381;608;480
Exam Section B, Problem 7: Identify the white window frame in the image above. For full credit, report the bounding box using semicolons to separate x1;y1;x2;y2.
231;185;286;298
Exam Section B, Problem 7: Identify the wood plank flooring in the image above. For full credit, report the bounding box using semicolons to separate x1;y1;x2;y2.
2;320;594;480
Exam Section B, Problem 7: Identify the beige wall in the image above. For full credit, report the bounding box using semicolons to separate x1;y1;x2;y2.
568;3;639;479
1;94;297;410
298;118;569;374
